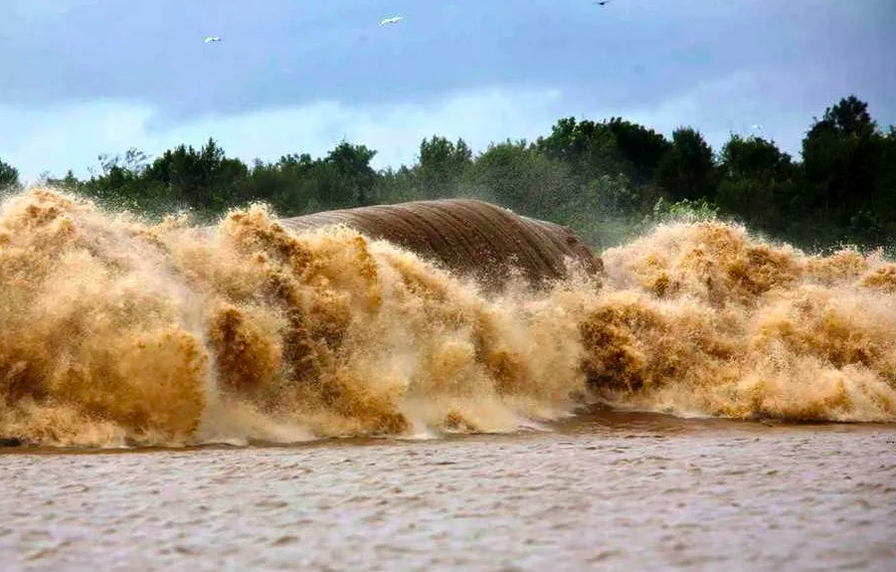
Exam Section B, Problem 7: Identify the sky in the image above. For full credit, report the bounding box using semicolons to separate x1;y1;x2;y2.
1;0;894;183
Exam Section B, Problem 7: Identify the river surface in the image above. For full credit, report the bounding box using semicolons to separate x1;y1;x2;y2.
2;410;895;572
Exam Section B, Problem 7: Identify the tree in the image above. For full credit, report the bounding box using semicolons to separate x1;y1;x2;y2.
535;117;627;180
321;141;378;207
801;95;881;227
875;126;896;207
715;135;797;229
0;158;19;192
470;139;578;220
44;170;81;192
536;117;671;182
78;150;160;214
376;165;422;205
605;117;671;184
657;127;716;202
808;95;876;139
240;153;325;216
863;125;896;243
533;117;667;212
92;148;151;177
414;136;473;199
144;138;249;213
7;96;890;253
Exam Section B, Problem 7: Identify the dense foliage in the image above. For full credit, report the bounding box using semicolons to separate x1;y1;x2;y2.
2;95;894;252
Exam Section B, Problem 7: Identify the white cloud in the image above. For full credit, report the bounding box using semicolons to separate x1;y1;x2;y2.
1;74;817;184
1;88;567;183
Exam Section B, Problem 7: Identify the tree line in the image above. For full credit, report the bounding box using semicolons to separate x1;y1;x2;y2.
2;94;894;252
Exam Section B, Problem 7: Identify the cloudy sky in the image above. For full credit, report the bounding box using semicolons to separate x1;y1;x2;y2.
1;0;894;182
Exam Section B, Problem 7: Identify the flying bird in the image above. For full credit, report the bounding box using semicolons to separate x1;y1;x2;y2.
203;36;222;43
380;16;403;26
595;1;611;5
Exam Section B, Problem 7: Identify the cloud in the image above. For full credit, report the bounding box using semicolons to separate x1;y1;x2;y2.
612;70;813;158
1;72;888;184
1;87;569;183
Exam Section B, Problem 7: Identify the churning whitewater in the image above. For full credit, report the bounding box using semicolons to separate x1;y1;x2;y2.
1;188;895;447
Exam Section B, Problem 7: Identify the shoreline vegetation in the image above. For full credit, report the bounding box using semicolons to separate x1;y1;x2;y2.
2;95;894;255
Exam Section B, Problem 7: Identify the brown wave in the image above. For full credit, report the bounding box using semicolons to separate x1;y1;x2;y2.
219;198;604;291
1;188;895;448
589;222;896;421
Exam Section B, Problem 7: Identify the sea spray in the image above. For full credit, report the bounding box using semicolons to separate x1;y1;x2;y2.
1;188;894;447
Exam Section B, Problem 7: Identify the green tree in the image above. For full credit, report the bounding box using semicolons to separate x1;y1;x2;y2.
1;158;20;194
74;150;157;213
243;153;321;216
470;139;577;220
860;125;896;244
376;165;423;204
45;169;81;191
414;136;473;199
320;141;378;208
801;95;879;224
9;95;892;254
144;138;249;214
604;117;671;185
874;126;896;211
535;117;628;181
657;127;716;202
715;134;798;230
534;117;667;211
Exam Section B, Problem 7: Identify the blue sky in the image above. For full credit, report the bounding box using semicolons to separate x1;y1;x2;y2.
2;0;894;182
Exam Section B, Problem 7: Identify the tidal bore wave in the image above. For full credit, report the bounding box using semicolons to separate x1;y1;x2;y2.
1;188;895;447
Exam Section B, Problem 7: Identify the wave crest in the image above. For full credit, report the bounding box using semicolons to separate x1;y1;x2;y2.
1;189;894;447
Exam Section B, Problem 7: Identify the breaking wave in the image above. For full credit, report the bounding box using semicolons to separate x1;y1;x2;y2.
1;188;894;448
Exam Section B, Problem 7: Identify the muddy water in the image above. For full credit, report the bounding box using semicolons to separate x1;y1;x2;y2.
3;411;895;572
3;188;896;570
3;189;896;450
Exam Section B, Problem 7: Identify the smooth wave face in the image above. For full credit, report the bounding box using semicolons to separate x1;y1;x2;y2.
1;189;894;448
273;199;604;292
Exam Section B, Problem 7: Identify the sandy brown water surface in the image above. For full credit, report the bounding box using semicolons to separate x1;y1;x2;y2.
2;411;895;572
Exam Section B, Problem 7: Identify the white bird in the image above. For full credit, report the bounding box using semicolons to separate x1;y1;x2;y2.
380;16;403;26
204;36;222;43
